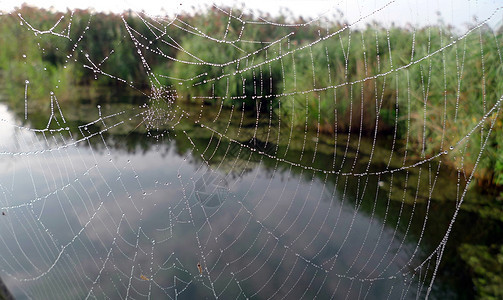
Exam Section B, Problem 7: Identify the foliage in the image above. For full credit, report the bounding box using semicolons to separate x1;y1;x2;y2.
458;244;503;300
0;6;77;101
0;5;503;187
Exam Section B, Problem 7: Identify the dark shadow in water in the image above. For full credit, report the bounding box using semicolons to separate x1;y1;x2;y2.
0;98;490;299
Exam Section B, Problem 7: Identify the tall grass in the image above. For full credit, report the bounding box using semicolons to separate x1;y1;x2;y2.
166;16;503;185
0;6;502;186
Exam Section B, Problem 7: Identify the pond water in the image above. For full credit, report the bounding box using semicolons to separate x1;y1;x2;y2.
0;95;483;299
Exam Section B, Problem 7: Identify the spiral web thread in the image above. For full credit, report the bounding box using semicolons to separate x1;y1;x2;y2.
0;1;502;299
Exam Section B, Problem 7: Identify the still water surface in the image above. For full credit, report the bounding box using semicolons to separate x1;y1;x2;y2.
0;98;472;299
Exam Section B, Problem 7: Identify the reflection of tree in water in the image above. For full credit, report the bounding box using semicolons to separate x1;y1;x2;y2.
9;97;498;296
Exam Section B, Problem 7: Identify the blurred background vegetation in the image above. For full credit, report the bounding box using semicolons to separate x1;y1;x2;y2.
0;5;502;298
1;6;502;187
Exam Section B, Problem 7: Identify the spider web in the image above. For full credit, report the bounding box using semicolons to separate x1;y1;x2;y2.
0;1;502;299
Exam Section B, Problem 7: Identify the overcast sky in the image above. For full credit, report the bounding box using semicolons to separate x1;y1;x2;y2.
0;0;502;29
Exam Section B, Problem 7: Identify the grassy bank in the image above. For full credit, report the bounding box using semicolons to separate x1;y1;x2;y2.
0;5;502;188
165;15;503;188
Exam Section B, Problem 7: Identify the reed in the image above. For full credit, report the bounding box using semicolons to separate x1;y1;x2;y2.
1;6;502;186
